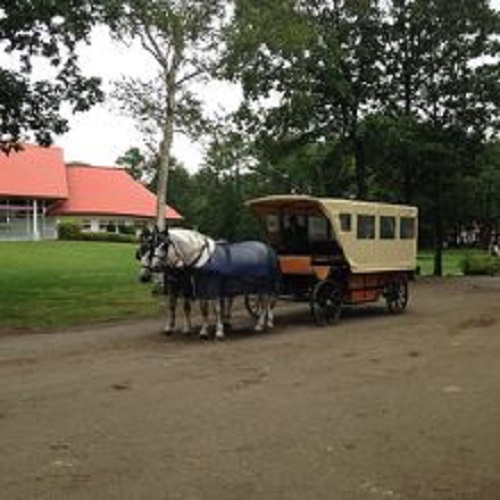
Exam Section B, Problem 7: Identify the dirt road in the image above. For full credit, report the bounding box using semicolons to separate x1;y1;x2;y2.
1;277;500;500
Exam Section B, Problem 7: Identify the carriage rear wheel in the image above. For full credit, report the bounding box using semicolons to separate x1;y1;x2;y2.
310;280;343;326
384;278;409;313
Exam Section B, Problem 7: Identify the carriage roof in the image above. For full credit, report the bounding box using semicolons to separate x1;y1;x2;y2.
246;195;418;274
246;195;417;218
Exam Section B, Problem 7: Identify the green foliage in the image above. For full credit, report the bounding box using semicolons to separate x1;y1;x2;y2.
417;249;489;276
79;232;137;243
225;0;385;199
461;254;500;276
0;0;107;151
58;222;82;240
0;241;161;330
108;1;498;256
116;147;156;184
118;224;136;235
57;222;136;243
220;0;500;275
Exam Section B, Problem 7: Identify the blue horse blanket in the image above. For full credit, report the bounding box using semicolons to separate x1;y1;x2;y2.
193;241;279;299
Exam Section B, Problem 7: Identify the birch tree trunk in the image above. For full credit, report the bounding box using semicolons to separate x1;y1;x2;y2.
156;63;179;231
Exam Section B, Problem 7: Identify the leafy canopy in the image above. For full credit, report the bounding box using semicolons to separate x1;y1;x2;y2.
0;0;111;152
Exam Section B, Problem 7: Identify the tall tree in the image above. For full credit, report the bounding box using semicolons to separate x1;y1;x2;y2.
223;0;384;198
381;0;499;274
111;0;227;230
0;0;109;152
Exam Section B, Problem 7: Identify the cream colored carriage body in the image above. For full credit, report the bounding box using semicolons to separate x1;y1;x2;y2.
246;195;419;324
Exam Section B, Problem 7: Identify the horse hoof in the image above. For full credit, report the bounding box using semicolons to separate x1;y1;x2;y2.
163;328;174;336
215;334;225;341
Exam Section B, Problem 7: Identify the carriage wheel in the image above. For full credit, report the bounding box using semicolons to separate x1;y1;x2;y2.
311;280;343;326
244;294;262;319
385;278;409;313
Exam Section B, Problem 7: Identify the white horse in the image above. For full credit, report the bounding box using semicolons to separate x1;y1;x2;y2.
137;229;233;336
151;228;278;340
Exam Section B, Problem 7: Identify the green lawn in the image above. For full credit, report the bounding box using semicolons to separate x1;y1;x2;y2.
0;241;162;331
0;241;489;332
417;248;488;276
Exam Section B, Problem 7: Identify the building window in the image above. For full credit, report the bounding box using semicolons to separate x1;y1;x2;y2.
357;214;375;239
380;216;396;239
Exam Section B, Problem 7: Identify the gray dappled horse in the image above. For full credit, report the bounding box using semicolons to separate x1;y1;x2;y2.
137;228;232;336
150;228;279;340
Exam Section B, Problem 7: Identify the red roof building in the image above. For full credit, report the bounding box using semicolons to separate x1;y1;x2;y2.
0;145;182;241
0;144;68;199
49;164;181;220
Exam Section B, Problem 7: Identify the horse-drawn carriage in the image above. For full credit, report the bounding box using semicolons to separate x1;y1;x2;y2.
137;195;418;338
245;195;418;325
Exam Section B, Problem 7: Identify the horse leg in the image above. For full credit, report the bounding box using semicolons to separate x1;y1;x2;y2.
164;290;177;335
223;297;233;331
255;295;273;332
266;296;275;329
181;296;192;335
214;299;225;340
199;300;210;339
254;295;266;332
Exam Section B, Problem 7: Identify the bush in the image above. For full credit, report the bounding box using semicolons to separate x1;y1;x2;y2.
58;222;82;240
118;224;136;235
79;232;137;243
461;254;500;276
57;222;136;243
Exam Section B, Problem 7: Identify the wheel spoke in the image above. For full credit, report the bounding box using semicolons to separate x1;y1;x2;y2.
311;280;342;326
386;279;408;313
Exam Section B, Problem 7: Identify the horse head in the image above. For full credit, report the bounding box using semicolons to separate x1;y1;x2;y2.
136;226;163;283
151;229;178;273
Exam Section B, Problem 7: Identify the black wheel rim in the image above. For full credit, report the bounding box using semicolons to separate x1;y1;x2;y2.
311;281;342;326
386;280;409;313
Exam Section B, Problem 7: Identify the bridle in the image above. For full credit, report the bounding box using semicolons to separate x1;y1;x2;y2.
136;229;161;274
137;228;212;283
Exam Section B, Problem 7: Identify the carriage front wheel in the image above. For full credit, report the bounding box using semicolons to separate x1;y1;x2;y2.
310;280;343;326
384;278;409;313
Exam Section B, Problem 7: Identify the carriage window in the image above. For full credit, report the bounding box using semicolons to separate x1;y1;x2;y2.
400;217;416;239
339;213;352;232
265;214;279;233
357;215;375;239
380;216;396;239
308;216;329;241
